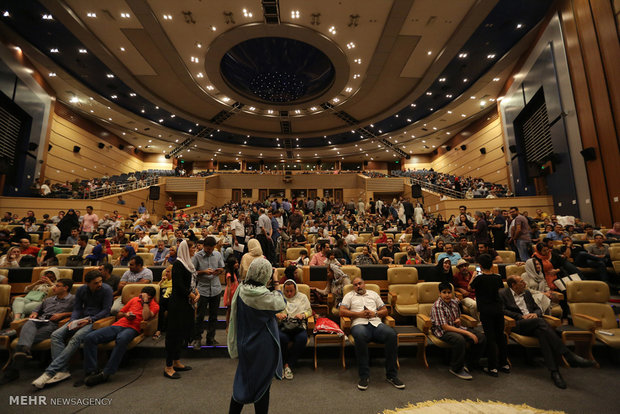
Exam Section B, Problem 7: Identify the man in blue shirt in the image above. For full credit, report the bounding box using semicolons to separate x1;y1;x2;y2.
437;243;463;265
191;236;224;348
32;270;113;388
547;224;566;241
150;240;170;266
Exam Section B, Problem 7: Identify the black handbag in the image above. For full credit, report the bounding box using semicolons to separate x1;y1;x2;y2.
279;317;306;334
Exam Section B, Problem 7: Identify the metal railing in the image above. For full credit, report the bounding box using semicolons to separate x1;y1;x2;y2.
409;177;465;199
84;176;159;199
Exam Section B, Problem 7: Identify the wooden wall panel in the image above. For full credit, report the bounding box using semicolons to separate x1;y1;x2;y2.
45;114;144;184
430;116;509;185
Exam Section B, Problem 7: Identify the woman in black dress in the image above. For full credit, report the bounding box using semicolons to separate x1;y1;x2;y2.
56;209;79;243
164;240;199;379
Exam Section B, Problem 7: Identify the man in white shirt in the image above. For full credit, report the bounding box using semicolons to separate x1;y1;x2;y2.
230;213;246;258
343;229;357;245
135;230;153;246
340;277;404;391
40;180;51;196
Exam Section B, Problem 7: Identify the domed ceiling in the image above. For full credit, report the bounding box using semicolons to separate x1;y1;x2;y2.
0;0;554;161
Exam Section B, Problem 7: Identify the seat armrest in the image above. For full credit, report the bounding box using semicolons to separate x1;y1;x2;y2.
454;291;464;300
460;314;478;328
554;292;564;300
93;316;115;330
384;315;395;328
543;314;561;328
58;317;70;327
340;316;351;331
327;293;334;309
307;315;315;331
573;313;602;332
140;318;158;336
10;318;29;334
416;314;431;334
387;292;397;312
503;315;516;334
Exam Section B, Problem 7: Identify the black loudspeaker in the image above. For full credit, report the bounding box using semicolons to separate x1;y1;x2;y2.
580;147;596;161
460;145;467;150
118;144;125;150
164;154;171;159
259;159;264;165
445;145;452;151
213;160;218;167
149;185;160;200
97;143;105;149
509;145;517;154
411;184;422;198
480;147;487;154
501;146;504;153
363;160;368;166
48;144;52;151
73;146;81;153
28;143;38;151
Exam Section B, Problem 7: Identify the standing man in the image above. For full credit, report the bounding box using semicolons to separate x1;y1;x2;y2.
230;212;246;259
81;206;99;238
32;271;113;388
491;208;507;250
508;207;532;261
191;236;224;348
257;208;274;263
339;277;404;390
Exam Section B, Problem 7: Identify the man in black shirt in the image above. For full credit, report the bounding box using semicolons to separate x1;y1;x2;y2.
379;238;400;264
290;228;307;247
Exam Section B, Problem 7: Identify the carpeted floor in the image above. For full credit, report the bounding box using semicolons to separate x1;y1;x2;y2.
1;346;619;414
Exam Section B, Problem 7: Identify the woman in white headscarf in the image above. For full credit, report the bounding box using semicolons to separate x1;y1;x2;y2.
414;202;424;225
239;238;263;280
276;279;311;380
228;257;285;414
164;240;199;379
521;258;552;313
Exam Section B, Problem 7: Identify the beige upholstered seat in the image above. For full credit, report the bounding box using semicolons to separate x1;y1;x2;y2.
341;265;361;281
56;254;70;266
566;281;620;348
136;252;154;266
387;267;419;316
286;247;307;261
497;250;516;263
506;265;526;278
393;252;407;264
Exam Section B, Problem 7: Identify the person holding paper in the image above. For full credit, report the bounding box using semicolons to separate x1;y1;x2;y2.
1;279;74;384
32;270;113;389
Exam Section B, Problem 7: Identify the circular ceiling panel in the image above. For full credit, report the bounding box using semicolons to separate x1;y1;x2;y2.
220;37;335;104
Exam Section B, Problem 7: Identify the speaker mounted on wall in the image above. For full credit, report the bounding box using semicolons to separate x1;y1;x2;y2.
445;145;452;151
411;184;422;198
509;145;518;154
148;185;160;200
480;147;487;154
97;143;105;149
118;144;125;150
580;147;596;161
73;146;81;153
460;145;467;151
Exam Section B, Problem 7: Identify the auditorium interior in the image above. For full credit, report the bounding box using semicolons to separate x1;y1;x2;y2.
0;0;619;413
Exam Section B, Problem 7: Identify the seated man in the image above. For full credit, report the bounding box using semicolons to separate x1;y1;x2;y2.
430;282;485;380
437;243;463;266
414;238;433;264
82;286;159;386
100;263;120;296
69;235;94;261
455;236;476;262
500;275;596;389
453;259;477;317
309;242;329;266
547;224;566;241
111;256;154;314
290;228;307;247
2;279;74;383
150;240;170;266
378;238;400;264
32;271;113;388
66;228;80;245
339;277;404;391
476;243;503;263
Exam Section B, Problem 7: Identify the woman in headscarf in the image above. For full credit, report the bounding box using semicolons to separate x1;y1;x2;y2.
434;257;454;284
37;246;59;266
114;245;136;266
239;238;263;281
57;209;79;243
85;237;107;265
227;257;285;414
277;279;311;380
164;240;199;379
521;258;553;313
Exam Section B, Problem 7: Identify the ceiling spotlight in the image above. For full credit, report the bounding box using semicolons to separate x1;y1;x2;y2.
48;72;56;77
461;113;467;117
42;14;53;20
3;11;10;17
86;12;96;18
206;85;214;91
267;109;273;114
248;106;255;111
446;94;453;98
163;14;172;20
332;98;340;103
310;107;317;111
196;73;204;78
129;92;136;97
458;53;468;58
171;114;176;118
353;74;360;79
69;96;79;103
243;9;253;18
411;103;416;107
50;48;59;53
427;50;432;55
493;77;500;82
426;91;432;96
346;42;355;49
328;26;336;34
345;87;352;92
463;78;468;82
487;54;496;59
470;96;476;99
516;23;523;29
110;95;117;99
195;42;202;48
222;97;230;102
78;48;87;54
190;56;199;63
480;100;487;106
119;47;125;52
211;26;216;31
159;119;164;122
120;12;130;18
295;109;300;114
291;10;300;19
354;58;361;64
106;73;114;78
447;110;452;114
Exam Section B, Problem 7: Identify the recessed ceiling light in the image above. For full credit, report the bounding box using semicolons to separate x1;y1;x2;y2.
196;73;204;78
295;109;300;114
48;72;56;77
78;48;87;54
248;106;255;111
470;96;476;99
42;14;53;20
345;87;352;92
195;42;202;48
50;48;59;53
493;77;500;82
119;47;125;52
487;54;496;59
332;98;340;103
211;26;216;31
328;26;336;34
353;74;360;79
427;50;432;55
129;92;136;97
354;58;361;64
106;73;114;78
347;42;356;49
516;23;523;29
458;53;468;58
426;91;432;96
243;9;253;18
110;95;117;99
463;78;468;82
120;12;130;18
191;56;199;63
222;97;230;102
163;14;172;20
291;10;300;19
159;119;164;122
141;109;145;113
86;12;96;18
461;113;466;117
447;110;452;114
310;107;317;111
69;96;79;103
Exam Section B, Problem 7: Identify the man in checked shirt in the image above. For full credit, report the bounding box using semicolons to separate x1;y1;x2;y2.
430;281;486;380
